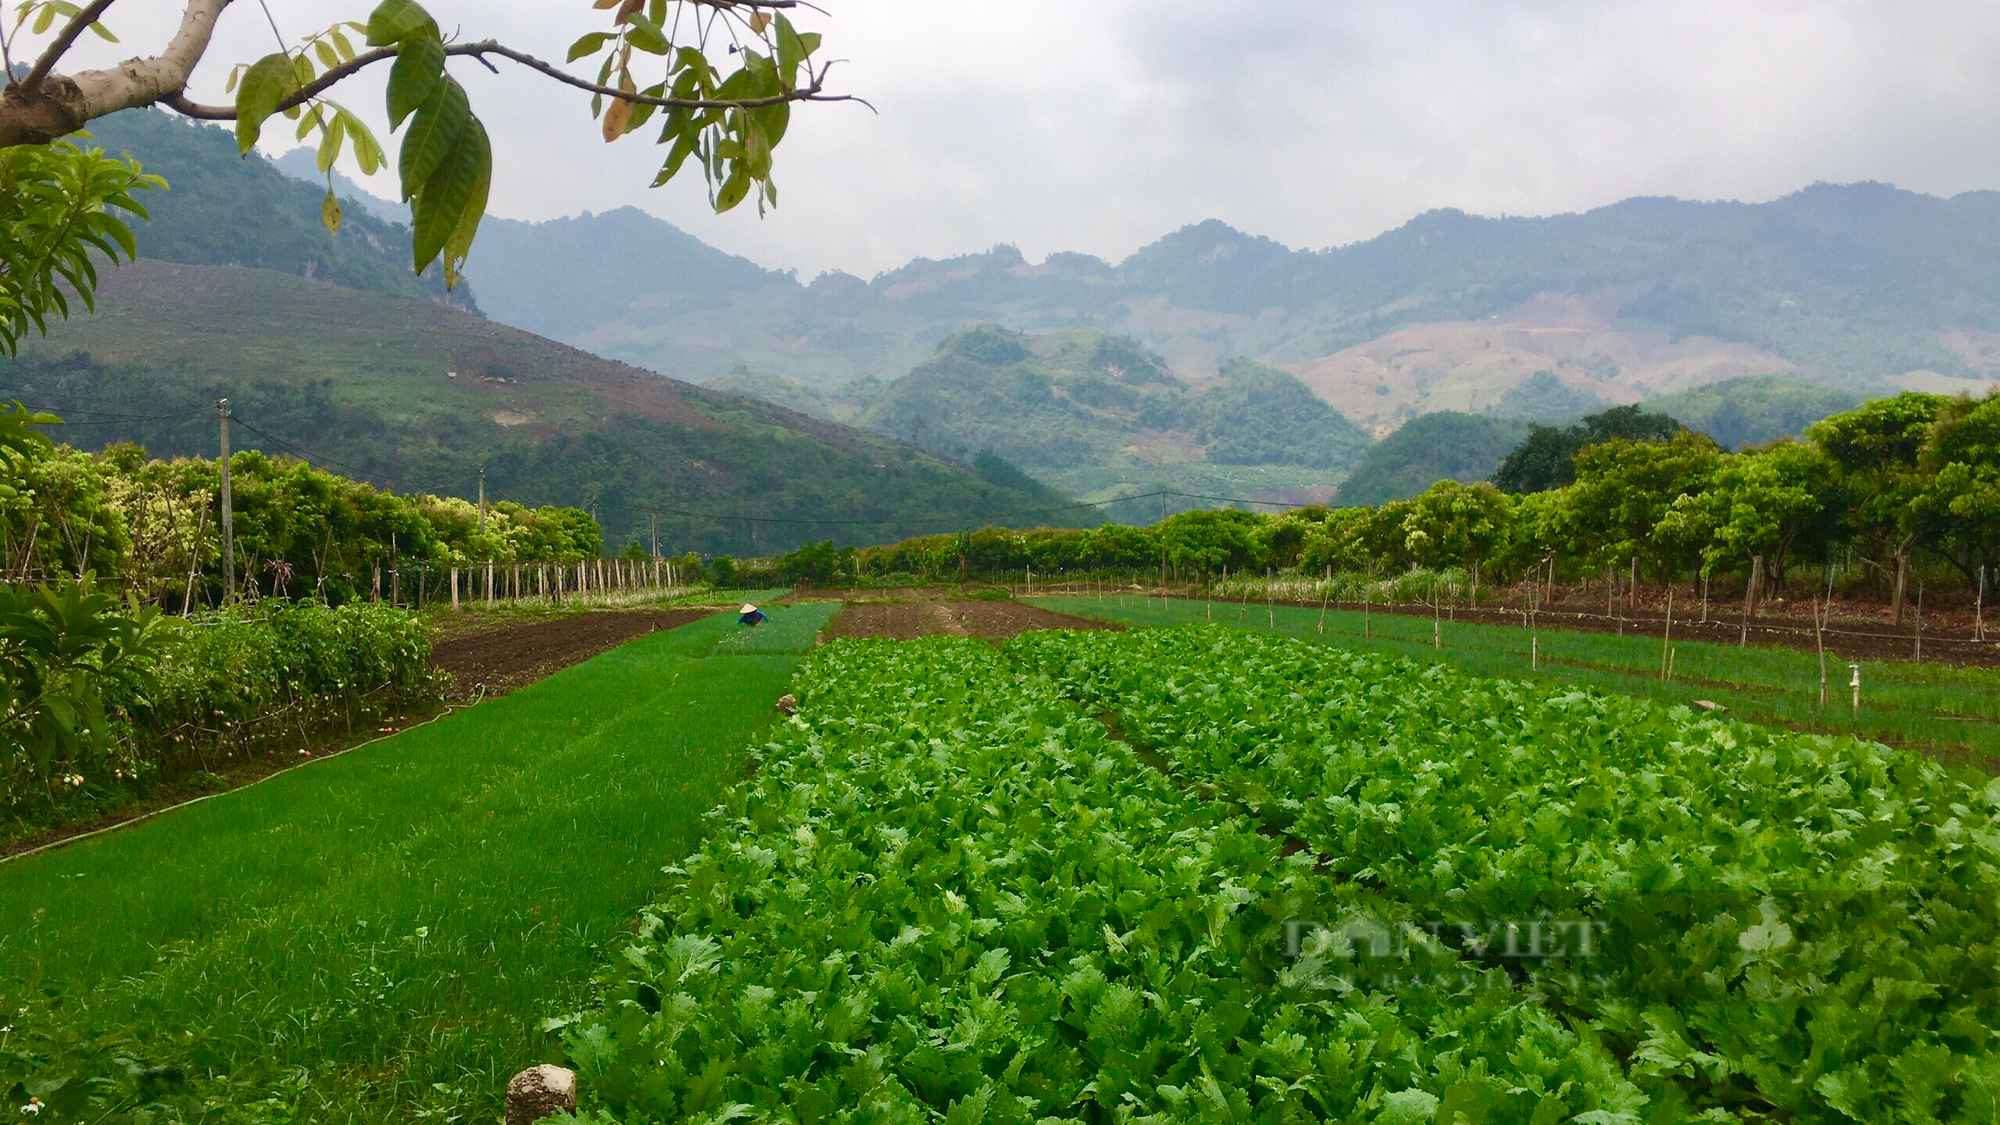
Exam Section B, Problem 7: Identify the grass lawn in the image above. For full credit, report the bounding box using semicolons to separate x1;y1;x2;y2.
1034;594;2000;772
0;603;834;1123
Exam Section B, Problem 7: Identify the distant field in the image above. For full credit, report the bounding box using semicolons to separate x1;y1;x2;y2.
0;605;834;1123
1031;593;2000;771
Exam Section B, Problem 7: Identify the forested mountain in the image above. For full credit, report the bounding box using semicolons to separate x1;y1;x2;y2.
1641;375;1862;450
837;326;1372;512
0;262;1077;555
1333;413;1532;507
87;110;472;310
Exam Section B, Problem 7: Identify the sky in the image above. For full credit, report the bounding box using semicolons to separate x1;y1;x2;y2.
40;1;2000;278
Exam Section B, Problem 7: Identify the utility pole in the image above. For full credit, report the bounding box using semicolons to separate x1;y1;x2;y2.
477;465;486;534
650;514;659;560
218;397;234;601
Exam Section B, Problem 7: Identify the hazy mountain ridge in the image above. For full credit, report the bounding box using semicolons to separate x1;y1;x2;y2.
274;170;2000;430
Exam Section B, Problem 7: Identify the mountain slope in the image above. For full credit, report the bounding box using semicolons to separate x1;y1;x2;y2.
1333;412;1532;507
87;109;474;311
1641;375;1862;450
845;326;1372;509
0;262;1080;554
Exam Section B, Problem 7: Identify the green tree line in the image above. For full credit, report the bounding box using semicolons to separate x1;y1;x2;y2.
839;390;2000;607
2;414;600;609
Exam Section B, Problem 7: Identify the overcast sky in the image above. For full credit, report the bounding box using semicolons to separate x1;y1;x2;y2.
46;1;2000;278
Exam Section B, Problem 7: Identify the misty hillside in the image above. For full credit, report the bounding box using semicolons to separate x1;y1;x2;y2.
281;155;2000;434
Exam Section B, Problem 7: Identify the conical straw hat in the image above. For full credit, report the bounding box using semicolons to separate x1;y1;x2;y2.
740;604;758;614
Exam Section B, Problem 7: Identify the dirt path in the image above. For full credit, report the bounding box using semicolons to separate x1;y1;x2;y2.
828;599;1124;641
431;608;712;698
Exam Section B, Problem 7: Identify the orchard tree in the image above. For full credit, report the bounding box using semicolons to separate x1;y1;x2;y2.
1556;431;1722;581
0;0;850;350
1656;441;1836;593
1398;478;1511;593
1805;391;1942;618
1911;390;2000;586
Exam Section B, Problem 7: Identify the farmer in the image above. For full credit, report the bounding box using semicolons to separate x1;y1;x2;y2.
738;603;768;626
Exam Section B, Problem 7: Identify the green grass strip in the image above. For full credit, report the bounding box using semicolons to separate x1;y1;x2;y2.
1033;594;2000;772
0;603;834;1124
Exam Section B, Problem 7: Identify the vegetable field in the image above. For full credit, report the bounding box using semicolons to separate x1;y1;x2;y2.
1033;593;2000;768
558;637;1647;1124
560;620;2000;1123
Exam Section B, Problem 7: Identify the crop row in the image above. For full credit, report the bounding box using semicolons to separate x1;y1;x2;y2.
1009;625;2000;1124
554;637;1654;1124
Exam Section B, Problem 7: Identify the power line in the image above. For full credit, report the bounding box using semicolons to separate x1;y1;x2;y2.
225;415;384;482
22;406;210;422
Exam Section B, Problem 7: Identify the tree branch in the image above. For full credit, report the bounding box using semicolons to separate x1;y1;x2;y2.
21;0;120;92
0;0;230;147
161;38;859;121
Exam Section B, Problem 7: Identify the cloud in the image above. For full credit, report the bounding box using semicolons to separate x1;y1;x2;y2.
42;1;2000;278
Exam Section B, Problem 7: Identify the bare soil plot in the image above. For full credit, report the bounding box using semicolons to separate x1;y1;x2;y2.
431;608;710;697
827;599;1124;641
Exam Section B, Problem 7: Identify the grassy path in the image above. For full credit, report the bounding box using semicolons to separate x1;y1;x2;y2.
1034;594;2000;771
0;603;834;1123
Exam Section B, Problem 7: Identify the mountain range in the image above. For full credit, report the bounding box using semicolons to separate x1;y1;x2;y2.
19;107;1997;544
298;167;2000;438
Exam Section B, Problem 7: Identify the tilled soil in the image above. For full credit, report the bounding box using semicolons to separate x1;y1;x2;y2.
431;608;710;697
827;599;1126;641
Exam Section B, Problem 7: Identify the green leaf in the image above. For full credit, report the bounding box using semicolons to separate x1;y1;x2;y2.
713;168;751;214
234;53;301;154
341;109;387;176
412;117;490;273
397;77;470;201
386;35;446;128
776;16;806;76
567;31;615;63
316;109;346;172
365;0;435;46
623;10;670;54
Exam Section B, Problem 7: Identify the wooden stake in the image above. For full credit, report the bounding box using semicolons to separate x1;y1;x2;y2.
1913;577;1924;661
1660;589;1673;681
1815;594;1828;707
1739;555;1761;648
1317;589;1329;636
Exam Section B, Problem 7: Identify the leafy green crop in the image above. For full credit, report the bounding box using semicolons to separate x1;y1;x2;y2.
557;637;1652;1124
1011;626;2000;1123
